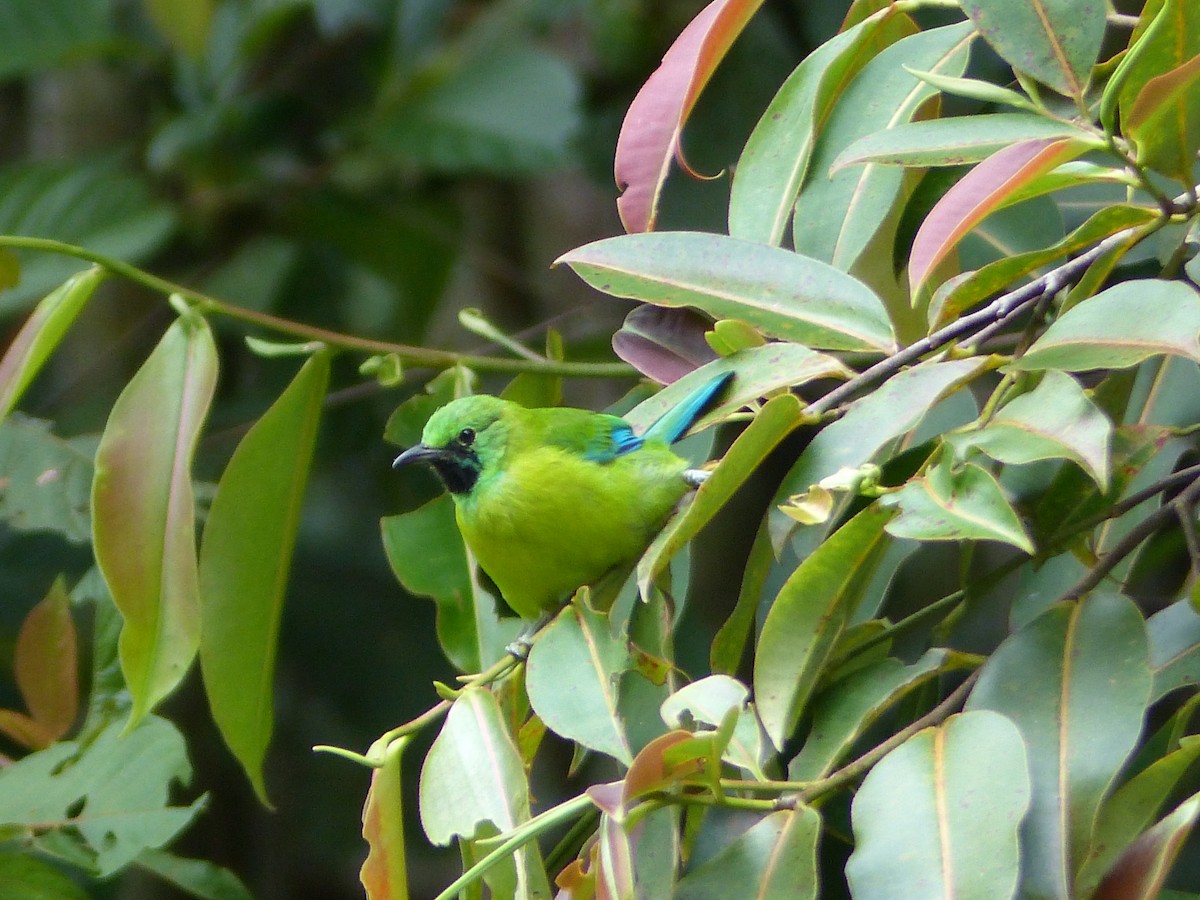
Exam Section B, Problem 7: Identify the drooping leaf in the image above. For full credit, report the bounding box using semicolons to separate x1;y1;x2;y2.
788;649;975;781
360;738;410;900
14;576;78;746
908;137;1089;294
949;370;1112;489
768;357;988;551
846;711;1031;900
674;808;821;900
198;351;329;804
833;113;1086;170
614;0;766;232
728;7;917;244
0;716;203;877
1016;280;1200;372
966;594;1152;899
527;600;633;764
638;394;805;596
0;267;106;421
792;22;975;271
755;504;894;750
960;0;1106;98
92;314;218;727
560;231;895;353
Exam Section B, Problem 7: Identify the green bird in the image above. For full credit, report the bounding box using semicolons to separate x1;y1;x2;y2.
392;372;731;621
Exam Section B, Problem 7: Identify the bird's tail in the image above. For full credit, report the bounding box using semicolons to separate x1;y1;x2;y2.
644;370;734;445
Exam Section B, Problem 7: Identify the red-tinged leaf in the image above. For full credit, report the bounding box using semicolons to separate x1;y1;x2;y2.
360;738;410;900
909;137;1087;295
1102;0;1200;135
624;730;704;802
14;576;77;743
614;0;766;233
611;306;717;384
199;351;330;805
92;313;218;728
1125;53;1200;183
0;267;105;422
1093;793;1200;900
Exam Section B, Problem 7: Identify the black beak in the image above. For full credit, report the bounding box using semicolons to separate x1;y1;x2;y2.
392;444;448;469
392;443;479;494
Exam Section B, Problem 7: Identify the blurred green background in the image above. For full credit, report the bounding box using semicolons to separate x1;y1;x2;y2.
0;1;852;896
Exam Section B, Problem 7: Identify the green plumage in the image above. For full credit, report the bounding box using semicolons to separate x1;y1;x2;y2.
393;374;729;620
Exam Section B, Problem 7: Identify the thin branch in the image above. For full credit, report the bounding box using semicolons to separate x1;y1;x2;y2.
788;668;982;806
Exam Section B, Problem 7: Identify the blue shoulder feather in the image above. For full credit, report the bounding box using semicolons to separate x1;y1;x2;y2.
643;370;734;445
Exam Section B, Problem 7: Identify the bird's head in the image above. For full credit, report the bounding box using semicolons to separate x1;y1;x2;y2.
392;395;509;494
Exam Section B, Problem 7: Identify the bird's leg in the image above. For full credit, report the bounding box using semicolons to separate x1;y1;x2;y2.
506;612;552;660
683;467;713;487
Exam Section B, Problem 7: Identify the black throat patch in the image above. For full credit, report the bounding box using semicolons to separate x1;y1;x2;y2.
430;448;480;495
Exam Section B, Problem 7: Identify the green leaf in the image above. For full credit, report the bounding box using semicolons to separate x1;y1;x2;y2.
0;0;112;80
136;848;255;900
558;232;896;353
92;314;218;728
0;716;203;877
14;576;78;746
382;495;483;674
637;394;805;596
1146;600;1200;703
1076;736;1200;897
198;352;329;805
966;594;1152;899
960;0;1105;98
788;648;975;781
1016;280;1200;371
527;600;633;764
370;46;580;175
755;504;894;750
0;415;94;543
623;347;851;434
728;8;916;245
1102;0;1200;135
881;456;1034;553
769;357;988;552
0;852;89;900
0;160;176;315
1125;53;1200;183
900;67;1040;111
833;113;1085;170
1093;791;1200;900
660;676;765;780
358;738;409;900
846;711;1031;899
419;689;548;896
949;370;1112;489
0;267;106;421
674;808;821;900
792;22;975;271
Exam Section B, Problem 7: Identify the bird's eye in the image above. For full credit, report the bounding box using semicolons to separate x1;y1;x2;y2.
458;427;476;446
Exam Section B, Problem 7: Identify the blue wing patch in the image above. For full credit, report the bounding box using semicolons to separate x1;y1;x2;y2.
580;420;643;463
610;424;644;457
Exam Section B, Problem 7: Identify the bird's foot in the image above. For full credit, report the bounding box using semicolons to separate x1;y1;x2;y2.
683;467;713;487
505;613;552;660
